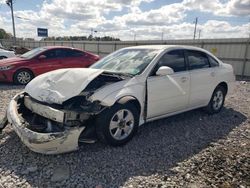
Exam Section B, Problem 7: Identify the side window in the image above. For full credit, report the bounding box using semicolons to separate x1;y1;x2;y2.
58;49;72;58
208;55;219;67
187;50;209;70
42;49;57;59
41;49;66;59
156;50;186;73
71;50;85;57
61;49;85;58
55;49;66;58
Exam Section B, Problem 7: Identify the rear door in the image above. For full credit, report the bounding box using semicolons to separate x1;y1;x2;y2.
59;49;93;68
186;50;218;108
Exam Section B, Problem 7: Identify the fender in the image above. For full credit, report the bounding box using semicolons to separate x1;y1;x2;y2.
116;96;142;116
117;96;138;105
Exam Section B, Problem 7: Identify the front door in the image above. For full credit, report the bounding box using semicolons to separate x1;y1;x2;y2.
147;49;190;119
33;49;62;76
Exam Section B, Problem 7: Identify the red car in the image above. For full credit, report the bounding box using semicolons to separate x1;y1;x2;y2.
0;46;100;84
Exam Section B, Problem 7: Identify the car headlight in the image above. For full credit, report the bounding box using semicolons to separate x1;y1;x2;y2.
0;66;14;71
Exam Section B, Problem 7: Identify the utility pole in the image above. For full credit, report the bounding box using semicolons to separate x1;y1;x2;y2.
248;18;250;39
198;29;201;39
6;0;16;44
193;17;198;40
161;32;164;41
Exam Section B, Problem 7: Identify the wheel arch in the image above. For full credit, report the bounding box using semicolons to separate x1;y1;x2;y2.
13;68;34;78
116;96;141;115
217;82;228;95
95;95;141;146
13;68;35;83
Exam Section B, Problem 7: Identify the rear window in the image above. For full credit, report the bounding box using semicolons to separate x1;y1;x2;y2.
187;50;209;70
208;55;219;67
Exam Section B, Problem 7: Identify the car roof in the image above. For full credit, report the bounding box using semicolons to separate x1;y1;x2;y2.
40;45;205;52
123;45;219;61
124;45;206;51
42;46;79;50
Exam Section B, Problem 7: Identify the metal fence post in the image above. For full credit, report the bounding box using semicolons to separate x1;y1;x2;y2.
242;39;250;78
83;42;85;50
201;41;204;48
114;42;117;52
97;41;100;55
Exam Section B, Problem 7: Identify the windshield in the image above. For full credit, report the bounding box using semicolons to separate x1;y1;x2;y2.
90;48;159;75
20;47;47;59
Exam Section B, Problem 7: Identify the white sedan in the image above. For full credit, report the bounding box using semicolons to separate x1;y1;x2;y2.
0;48;16;59
1;45;235;154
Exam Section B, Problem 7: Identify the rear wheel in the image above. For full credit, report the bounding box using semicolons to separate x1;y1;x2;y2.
96;103;139;146
205;86;226;114
14;69;34;85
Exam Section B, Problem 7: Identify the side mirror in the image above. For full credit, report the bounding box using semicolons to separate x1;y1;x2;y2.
38;55;46;59
156;66;174;76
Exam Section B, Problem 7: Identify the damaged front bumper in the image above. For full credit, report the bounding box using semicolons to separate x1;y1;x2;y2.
5;93;86;154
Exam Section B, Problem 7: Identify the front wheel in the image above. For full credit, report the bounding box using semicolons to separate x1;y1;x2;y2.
205;86;226;114
96;103;139;146
14;69;34;85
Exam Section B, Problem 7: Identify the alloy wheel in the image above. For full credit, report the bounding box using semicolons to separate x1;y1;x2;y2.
212;90;224;110
17;71;31;84
109;109;135;140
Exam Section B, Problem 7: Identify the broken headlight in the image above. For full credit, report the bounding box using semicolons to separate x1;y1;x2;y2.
0;65;14;71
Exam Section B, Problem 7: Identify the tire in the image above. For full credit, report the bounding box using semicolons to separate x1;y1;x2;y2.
14;69;34;85
0;56;7;60
205;86;226;114
96;102;139;146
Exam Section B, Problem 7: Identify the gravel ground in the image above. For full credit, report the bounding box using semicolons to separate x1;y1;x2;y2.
0;81;249;188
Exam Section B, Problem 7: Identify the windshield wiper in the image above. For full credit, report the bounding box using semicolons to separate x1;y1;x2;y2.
110;72;133;78
120;73;134;77
104;71;133;79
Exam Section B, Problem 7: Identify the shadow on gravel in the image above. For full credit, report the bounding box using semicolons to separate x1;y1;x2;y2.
0;107;247;187
0;82;24;90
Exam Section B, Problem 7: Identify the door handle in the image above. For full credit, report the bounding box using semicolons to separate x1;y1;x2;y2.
181;77;188;82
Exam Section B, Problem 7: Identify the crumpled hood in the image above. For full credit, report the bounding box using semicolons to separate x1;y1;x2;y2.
25;68;104;104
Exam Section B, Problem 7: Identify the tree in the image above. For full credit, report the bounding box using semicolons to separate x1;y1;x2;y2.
43;35;120;41
0;28;12;39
